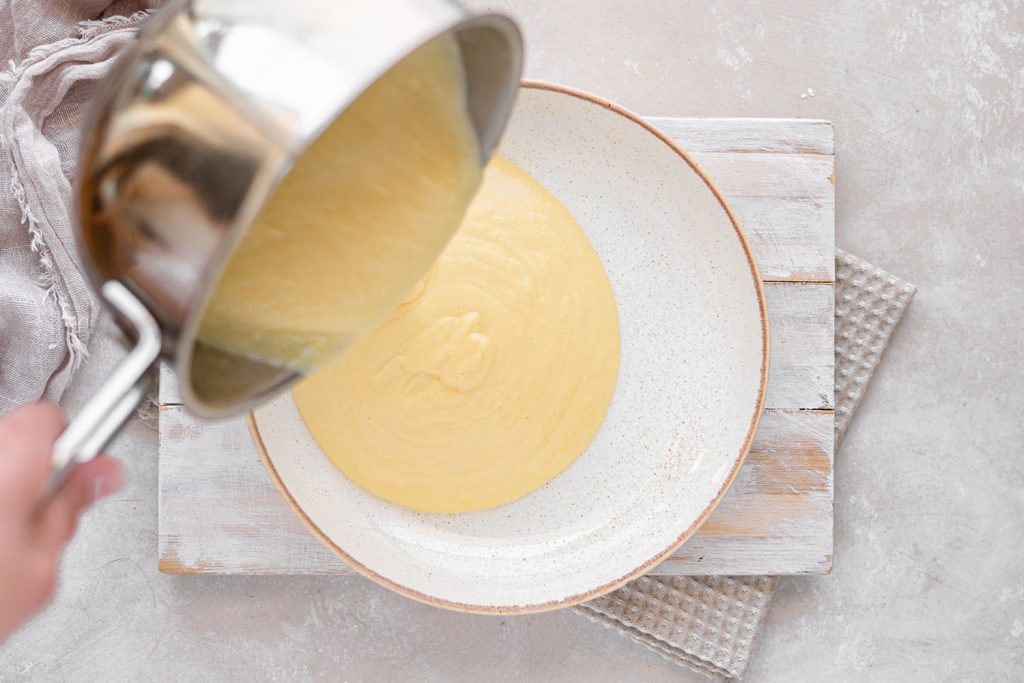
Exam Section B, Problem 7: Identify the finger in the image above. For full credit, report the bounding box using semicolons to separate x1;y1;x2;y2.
35;456;124;550
0;402;66;506
26;547;60;616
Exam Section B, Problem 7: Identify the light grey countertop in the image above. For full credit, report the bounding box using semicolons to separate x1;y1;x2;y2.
3;1;1023;680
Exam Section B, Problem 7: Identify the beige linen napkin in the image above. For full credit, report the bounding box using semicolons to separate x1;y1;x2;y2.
0;2;148;415
576;250;917;679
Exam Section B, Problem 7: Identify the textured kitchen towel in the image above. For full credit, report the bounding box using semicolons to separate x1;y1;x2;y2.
576;250;917;680
0;2;149;415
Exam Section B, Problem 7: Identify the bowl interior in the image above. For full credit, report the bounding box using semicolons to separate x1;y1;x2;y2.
252;83;767;612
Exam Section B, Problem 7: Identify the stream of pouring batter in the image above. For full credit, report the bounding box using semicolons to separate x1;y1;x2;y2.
196;34;483;372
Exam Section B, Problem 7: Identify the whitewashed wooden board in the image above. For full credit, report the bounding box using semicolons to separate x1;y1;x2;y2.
158;117;835;576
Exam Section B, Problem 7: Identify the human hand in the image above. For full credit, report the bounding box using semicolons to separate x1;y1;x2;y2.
0;403;123;642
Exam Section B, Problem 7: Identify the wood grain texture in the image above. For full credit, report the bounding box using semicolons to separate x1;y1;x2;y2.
657;410;833;575
765;283;835;410
692;153;834;282
159;405;335;574
159;363;178;404
645;117;835;154
657;117;835;283
158;117;835;576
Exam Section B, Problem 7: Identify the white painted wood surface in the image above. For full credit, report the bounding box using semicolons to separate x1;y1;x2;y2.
645;117;835;154
694;153;834;282
158;117;835;576
764;283;834;410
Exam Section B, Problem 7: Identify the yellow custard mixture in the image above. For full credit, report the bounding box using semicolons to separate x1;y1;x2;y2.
294;157;620;513
197;34;482;372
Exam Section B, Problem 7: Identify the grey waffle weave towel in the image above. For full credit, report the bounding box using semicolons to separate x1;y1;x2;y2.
576;249;916;679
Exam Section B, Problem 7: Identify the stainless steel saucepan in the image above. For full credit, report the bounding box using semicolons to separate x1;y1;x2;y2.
45;0;522;494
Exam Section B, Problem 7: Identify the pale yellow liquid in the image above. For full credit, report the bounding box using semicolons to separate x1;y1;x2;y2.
197;35;482;371
294;158;621;513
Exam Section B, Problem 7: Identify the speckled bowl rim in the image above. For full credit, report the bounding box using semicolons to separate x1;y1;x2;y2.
250;79;770;614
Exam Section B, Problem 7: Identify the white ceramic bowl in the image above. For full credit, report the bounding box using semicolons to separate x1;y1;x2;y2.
250;81;769;613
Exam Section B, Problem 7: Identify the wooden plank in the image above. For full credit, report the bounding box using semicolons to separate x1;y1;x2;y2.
158;116;836;578
724;194;835;283
158;406;335;574
689;153;835;282
695;153;834;201
765;283;835;410
645;117;834;155
653;118;836;281
159;363;179;404
657;410;833;575
159;407;833;575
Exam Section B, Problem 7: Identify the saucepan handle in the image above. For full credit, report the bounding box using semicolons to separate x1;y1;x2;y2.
42;281;162;498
